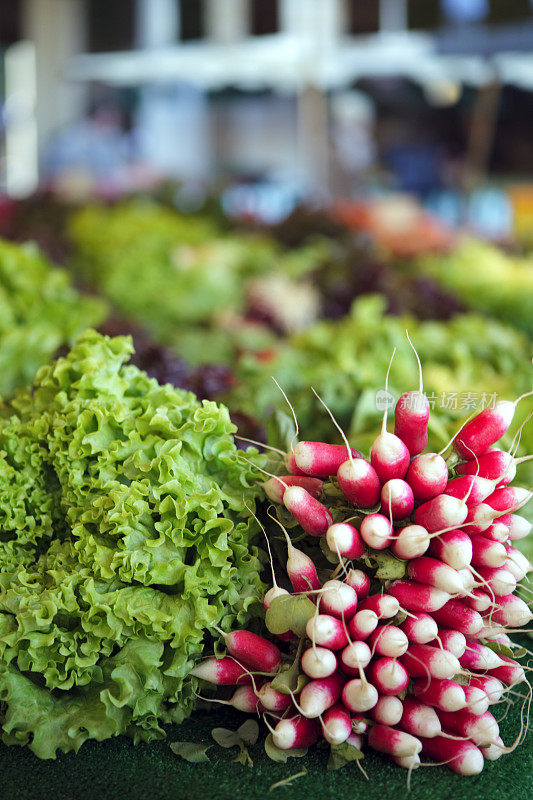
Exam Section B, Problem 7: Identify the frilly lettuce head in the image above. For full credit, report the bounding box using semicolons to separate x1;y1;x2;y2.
0;330;264;758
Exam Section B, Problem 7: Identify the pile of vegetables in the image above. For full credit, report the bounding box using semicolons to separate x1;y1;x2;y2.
0;239;106;397
0;330;264;758
191;353;532;776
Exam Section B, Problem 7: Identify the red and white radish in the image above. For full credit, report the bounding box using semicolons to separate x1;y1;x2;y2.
454;400;519;460
283;485;333;537
319;579;358;620
306;614;349;650
348;609;379;640
456;449;516;485
298;673;345;718
294;441;361;477
367;657;409;695
381;479;415;520
342;678;379;712
337;458;381;508
263;475;324;504
436;709;499;746
432;599;484;636
368;724;422;758
387;580;451;613
470;536;508;568
435;628;466;658
406;453;449;503
414;494;469;533
400;697;442;738
359;513;394;550
301;646;337;679
258;682;293;712
370;695;404;726
344;569;371;598
391;524;430;560
412;677;466;712
463;685;489;716
216;630;281;674
401;644;460;680
400;612;439;645
368;625;409;658
488;594;532;628
326;523;364;561
321;704;352;745
444;475;495;507
340;641;372;674
358;594;400;619
420;736;484;775
427;529;472;570
272;715;321;750
407;556;465;595
190;656;252;686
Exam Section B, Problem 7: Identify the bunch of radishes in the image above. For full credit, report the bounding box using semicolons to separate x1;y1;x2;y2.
190;359;532;777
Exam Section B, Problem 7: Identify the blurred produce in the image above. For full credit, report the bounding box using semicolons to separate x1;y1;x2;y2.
0;239;107;397
418;238;533;337
0;193;74;265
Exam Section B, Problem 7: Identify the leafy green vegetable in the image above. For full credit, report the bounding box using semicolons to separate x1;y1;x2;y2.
265;594;316;637
0;239;107;397
170;741;212;763
270;640;307;696
327;741;364;771
264;734;308;763
211;720;259;767
0;330;265;758
364;550;407;581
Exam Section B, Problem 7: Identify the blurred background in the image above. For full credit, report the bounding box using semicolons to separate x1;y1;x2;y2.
0;1;532;527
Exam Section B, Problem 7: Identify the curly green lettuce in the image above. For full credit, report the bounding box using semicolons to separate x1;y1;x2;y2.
0;239;107;397
0;330;264;758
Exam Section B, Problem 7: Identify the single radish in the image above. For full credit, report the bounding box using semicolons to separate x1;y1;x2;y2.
348;609;379;640
321;703;352;745
319;579;358;620
484;486;531;513
470;536;508;568
216;630;281;674
399;697;441;738
263;475;324;504
371;431;410;484
381;479;415;520
370;696;404;726
294;441;361;477
342;678;379;712
407;556;465;595
344;569;371;598
359;514;394;550
340;641;372;674
391;524;430;560
278;524;320;592
272;715;320;750
387;580;451;613
436;629;466;658
464;589;493;613
475;566;517;596
458;568;476;592
351;716;369;734
456;449;516;485
459;641;505;672
401;644;460;680
469;675;505;704
436;709;499;746
489;659;525;686
420;736;484;775
480;736;505;761
463;502;506;535
414;494;468;533
283;485;332;537
394;394;430;457
367;657;409;695
505;545;531;580
487;594;532;628
427;529;472;570
412;677;466;712
358;594;399;619
368;625;409;658
399;612;438;645
454;399;525;459
368;724;422;758
326;523;364;561
463;685;489;716
298;673;345;718
444;475;495;507
337;458;381;508
393;753;421;770
301;646;337;679
432;599;484;636
258;682;293;712
208;685;264;713
406;453;449;503
482;521;510;543
190;656;252;685
285;451;307;476
346;732;364;749
306;614;349;650
499;513;532;540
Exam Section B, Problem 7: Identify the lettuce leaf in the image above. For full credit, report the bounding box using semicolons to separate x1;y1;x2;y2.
0;330;265;758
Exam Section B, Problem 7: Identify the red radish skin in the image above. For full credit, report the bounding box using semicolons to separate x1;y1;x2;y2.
489;659;525;686
469;675;505;703
294;441;361;477
463;685;489;716
368;626;409;658
400;697;442;738
484;486;530;512
258;682;293;712
283;486;333;537
436;629;466;658
387;580;451;613
456;449;516;485
420;736;484;775
412;677;466;712
414;494;468;533
427;529;472;570
499;513;532;541
284;540;321;593
221;630;281;673
381;479;415;520
394;390;430;456
342;678;379;712
464;589;493;613
367;657;409;695
470;536;508;568
337;458;381;508
436;709;499;746
454;400;516;459
391;524;430;560
487;594;532;628
326;523;364;561
358;594;400;619
406;454;449;503
482;521;510;543
262;475;324;504
227;686;264;713
399;612;439;644
371;696;404;726
432;599;484;636
272;716;320;750
190;656;252;686
368;724;422;758
301;646;337;679
463;502;503;535
371;432;411;483
407;556;465;594
459;641;505;671
348;609;379;640
444;475;495;506
340;641;372;674
321;704;352;744
344;569;371;598
476;566;516;596
401;644;460;680
298;673;345;718
359;514;394;550
505;545;531;580
285;452;307;476
319;579;358;620
306;614;349;650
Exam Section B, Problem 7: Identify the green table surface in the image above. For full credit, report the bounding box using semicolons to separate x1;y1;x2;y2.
0;693;531;800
